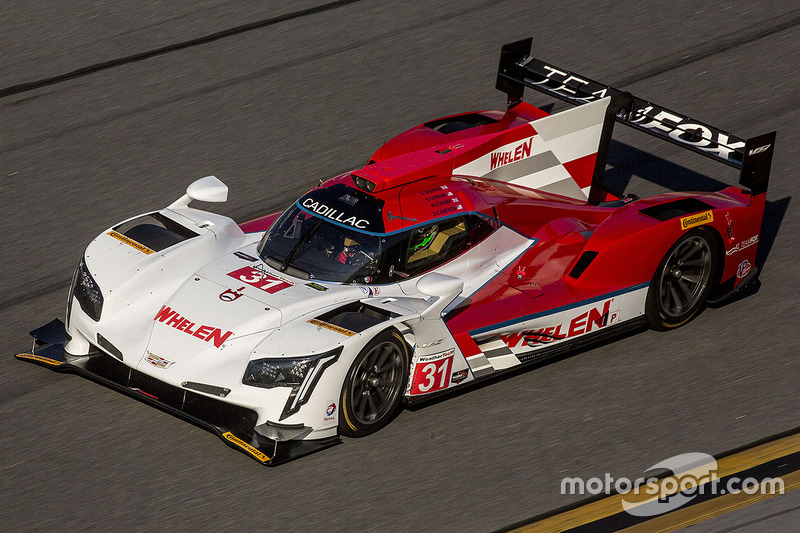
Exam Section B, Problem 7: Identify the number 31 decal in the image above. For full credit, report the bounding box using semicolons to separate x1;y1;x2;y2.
410;350;454;395
227;266;294;294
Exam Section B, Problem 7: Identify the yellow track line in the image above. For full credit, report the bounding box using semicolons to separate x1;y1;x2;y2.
620;469;800;532
513;432;800;532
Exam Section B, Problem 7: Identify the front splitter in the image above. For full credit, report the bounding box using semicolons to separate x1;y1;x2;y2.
16;320;340;466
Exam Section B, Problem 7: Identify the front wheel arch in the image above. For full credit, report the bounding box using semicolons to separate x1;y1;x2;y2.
339;327;410;437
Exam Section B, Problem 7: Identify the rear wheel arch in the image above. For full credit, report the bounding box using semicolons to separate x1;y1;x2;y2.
645;226;719;330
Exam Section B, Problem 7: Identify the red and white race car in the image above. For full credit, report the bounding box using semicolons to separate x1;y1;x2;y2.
17;38;775;465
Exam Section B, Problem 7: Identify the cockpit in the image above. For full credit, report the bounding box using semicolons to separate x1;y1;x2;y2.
257;184;497;284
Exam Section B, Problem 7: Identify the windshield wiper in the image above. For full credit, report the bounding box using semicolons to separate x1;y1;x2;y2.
280;219;322;272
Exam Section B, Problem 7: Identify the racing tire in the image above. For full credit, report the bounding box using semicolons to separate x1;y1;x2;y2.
339;328;410;437
645;227;718;330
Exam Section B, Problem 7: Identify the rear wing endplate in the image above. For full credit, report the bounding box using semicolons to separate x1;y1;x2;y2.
496;37;775;197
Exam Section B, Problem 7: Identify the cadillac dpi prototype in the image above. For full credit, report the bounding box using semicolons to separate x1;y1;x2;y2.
17;39;775;465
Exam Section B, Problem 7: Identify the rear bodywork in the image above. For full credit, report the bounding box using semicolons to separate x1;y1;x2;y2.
16;38;775;465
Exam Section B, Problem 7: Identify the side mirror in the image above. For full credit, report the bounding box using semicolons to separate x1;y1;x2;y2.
168;176;228;209
417;273;464;319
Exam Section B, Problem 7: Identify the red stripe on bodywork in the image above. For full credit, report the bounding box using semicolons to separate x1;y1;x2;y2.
454;332;482;358
239;212;281;233
562;153;597;190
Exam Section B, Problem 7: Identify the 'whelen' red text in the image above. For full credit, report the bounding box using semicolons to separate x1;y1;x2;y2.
153;306;234;348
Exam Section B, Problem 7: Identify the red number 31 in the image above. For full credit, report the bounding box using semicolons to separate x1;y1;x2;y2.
410;355;453;395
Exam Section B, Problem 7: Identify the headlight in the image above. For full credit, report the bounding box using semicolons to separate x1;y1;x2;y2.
73;256;103;321
243;347;342;420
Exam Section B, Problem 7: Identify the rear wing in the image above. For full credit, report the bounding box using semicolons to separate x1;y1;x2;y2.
496;37;775;201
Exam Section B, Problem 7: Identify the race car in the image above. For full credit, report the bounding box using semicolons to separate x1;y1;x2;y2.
16;38;775;465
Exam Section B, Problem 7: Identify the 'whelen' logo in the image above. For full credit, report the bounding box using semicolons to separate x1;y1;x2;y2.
499;299;616;348
153;306;234;348
490;138;533;170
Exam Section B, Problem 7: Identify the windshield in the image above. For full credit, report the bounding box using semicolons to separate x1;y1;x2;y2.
258;205;401;283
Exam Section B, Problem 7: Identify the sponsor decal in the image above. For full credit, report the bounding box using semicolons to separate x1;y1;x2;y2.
359;286;381;297
153;305;234;348
726;235;759;255
680;211;714;230
145;353;175;369
222;432;270;462
234;251;258;262
410;349;455;395
308;318;355;337
450;369;469;385
528;64;607;103
749;144;771;156
630;111;744;161
490;138;533;171
306;282;328;291
498;299;619;348
16;353;63;366
107;231;154;255
416;349;455;364
301;198;369;229
130;388;158;400
418;338;444;348
219;286;245;302
435;143;463;155
324;402;337;422
530;64;746;163
228;265;294;294
737;260;752;279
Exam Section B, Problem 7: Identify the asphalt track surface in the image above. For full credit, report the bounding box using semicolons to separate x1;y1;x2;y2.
1;1;799;531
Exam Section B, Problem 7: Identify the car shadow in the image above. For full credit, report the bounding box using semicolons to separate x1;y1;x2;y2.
606;139;790;292
408;140;790;412
405;324;650;411
605;140;729;193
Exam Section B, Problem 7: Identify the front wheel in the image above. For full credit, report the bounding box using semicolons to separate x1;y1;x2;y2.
339;328;409;437
645;228;718;330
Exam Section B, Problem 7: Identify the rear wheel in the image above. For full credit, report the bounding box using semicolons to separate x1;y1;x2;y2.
339;329;409;437
645;228;717;330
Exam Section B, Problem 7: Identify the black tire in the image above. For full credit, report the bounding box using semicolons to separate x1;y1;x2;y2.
339;328;409;437
645;227;718;330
